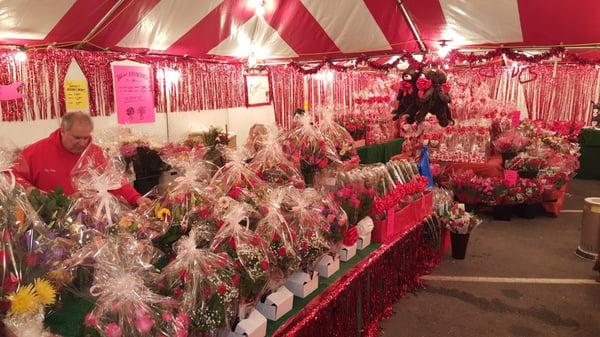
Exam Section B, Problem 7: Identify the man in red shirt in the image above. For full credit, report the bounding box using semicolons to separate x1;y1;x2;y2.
12;111;150;207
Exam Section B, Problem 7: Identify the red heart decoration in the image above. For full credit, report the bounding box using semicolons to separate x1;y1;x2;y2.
477;66;496;78
518;67;539;84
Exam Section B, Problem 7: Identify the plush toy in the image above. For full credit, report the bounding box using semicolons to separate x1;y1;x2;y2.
591;100;600;128
415;68;454;127
391;67;421;123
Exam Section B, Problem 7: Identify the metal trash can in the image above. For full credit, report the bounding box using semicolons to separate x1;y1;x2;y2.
576;197;600;259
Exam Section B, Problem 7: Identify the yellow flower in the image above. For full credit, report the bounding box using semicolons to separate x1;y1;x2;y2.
8;284;41;316
155;207;171;220
34;278;57;306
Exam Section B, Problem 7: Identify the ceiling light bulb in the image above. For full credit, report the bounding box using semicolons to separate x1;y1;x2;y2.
248;53;257;67
256;4;265;16
15;50;27;62
437;45;451;58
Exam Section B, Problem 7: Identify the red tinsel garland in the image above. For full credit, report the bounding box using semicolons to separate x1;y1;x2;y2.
272;222;439;337
372;176;429;214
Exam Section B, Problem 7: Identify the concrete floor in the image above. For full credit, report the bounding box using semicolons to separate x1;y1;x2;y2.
380;179;600;337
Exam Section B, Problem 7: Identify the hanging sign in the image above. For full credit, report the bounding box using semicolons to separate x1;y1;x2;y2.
0;82;23;101
111;64;155;124
64;80;89;110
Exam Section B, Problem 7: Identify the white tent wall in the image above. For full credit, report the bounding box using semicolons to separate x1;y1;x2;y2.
0;105;275;148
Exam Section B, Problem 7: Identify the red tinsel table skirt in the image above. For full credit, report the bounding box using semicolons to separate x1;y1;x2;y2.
272;222;440;337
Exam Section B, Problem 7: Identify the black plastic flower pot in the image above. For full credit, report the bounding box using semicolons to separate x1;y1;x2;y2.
464;203;479;212
501;152;517;164
450;232;470;259
493;205;513;221
516;203;539;219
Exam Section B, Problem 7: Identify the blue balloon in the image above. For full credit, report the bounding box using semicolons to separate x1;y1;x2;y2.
418;146;434;187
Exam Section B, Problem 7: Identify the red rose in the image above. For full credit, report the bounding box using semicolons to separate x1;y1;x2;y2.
232;274;241;286
272;233;281;241
317;158;329;169
251;236;261;246
300;242;309;251
202;286;212;298
228;237;237;250
179;269;191;282
216;284;227;295
277;247;287;257
259;260;269;271
228;186;242;199
216;220;225;229
173;288;183;298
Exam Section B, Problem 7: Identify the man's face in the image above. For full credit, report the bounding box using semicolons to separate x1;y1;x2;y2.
61;122;92;154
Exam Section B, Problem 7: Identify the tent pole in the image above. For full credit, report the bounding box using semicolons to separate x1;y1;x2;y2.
77;0;127;48
396;0;428;53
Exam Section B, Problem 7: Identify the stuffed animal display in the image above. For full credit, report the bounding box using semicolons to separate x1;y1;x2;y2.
392;67;454;127
591;100;600;128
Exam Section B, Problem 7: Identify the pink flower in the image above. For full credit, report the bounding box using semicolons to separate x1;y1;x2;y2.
416;77;432;91
326;214;337;223
161;311;173;322
135;315;154;334
176;312;190;328
105;323;122;337
84;313;97;327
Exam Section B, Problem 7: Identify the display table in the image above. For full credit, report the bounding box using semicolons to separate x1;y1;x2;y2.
434;153;503;178
576;128;600;180
271;221;439;337
356;138;404;164
45;221;439;337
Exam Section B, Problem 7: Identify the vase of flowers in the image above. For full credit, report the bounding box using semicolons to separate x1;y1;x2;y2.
441;204;482;259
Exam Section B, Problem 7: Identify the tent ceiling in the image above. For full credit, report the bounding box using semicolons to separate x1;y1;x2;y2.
0;0;598;60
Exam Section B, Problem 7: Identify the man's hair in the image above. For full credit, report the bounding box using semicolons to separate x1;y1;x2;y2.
60;111;93;131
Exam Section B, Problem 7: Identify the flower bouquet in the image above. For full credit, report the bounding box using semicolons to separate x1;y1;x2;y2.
157;230;239;336
282;189;331;273
70;146;133;233
0;184;62;336
254;189;301;293
282;115;341;185
333;183;374;247
493;131;529;162
318;110;360;166
440;204;482;235
80;236;187;337
147;156;218;255
336;113;367;140
210;203;271;312
249;129;304;188
187;127;230;167
506;153;547;179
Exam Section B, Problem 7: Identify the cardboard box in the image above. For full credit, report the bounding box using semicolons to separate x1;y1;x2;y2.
256;286;294;321
315;254;340;278
357;231;372;250
228;309;267;337
285;271;319;298
340;242;357;262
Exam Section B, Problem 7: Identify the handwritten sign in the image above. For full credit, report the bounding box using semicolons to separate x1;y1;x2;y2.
245;74;270;107
64;80;89;110
0;82;23;101
112;64;155;124
504;170;518;186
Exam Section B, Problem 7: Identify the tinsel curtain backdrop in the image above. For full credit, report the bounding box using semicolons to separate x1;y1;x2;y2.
0;48;598;126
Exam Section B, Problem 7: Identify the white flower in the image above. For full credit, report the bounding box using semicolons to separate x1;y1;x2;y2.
218;197;232;209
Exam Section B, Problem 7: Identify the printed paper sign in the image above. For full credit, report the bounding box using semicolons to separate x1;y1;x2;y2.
112;64;155;124
504;170;518;186
64;80;89;110
0;82;23;101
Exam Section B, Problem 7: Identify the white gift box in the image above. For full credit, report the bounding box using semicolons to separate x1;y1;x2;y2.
315;254;340;278
285;271;319;298
228;309;267;337
357;231;372;250
340;242;357;262
256;286;294;321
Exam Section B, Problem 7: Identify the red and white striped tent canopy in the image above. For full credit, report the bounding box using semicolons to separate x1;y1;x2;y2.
1;0;598;61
